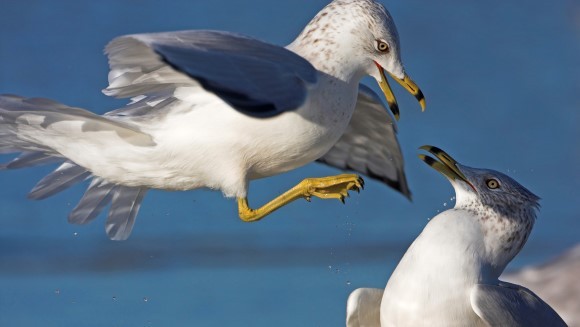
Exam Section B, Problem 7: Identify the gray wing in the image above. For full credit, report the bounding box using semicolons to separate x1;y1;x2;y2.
346;288;383;327
317;84;410;198
471;282;568;327
104;30;318;117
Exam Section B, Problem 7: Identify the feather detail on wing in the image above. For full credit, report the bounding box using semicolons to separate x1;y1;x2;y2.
318;84;410;198
28;162;91;200
103;30;318;117
471;282;567;327
106;186;148;241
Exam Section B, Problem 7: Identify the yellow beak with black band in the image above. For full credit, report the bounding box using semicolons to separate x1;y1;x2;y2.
374;62;426;120
418;145;477;192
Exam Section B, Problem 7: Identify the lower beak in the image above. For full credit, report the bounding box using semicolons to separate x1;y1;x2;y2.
418;145;476;192
374;62;426;120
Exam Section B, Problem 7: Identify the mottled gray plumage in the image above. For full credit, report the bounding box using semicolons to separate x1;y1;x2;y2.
453;165;540;266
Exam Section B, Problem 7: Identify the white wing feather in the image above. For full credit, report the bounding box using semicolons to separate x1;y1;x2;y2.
346;288;383;327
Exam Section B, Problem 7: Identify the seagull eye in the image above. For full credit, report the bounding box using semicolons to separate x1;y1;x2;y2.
486;179;500;189
376;40;390;53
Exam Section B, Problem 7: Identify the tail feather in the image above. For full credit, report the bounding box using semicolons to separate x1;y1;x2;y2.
1;152;61;170
68;178;117;225
13;155;149;240
28;162;91;200
106;187;148;241
1;94;153;240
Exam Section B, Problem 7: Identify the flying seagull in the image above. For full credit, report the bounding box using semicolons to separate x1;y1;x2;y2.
0;0;425;240
346;146;566;327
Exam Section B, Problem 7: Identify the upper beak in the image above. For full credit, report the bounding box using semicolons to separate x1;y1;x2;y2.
418;145;476;192
374;62;426;120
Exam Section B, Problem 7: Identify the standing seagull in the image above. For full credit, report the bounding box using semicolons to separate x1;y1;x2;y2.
346;146;567;327
0;0;425;240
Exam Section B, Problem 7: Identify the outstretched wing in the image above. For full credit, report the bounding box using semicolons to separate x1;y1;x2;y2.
317;84;410;198
471;282;567;327
104;30;318;117
346;288;383;327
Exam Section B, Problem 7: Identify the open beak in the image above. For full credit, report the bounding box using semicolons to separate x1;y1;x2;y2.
418;145;476;192
374;62;426;120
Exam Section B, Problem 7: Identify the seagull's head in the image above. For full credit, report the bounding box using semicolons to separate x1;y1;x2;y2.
291;0;425;119
419;145;540;218
352;0;426;120
419;145;540;272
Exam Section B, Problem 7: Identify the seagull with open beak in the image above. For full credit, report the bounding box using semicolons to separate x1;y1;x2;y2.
0;0;425;239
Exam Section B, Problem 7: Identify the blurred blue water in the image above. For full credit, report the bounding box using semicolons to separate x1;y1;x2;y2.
0;0;578;326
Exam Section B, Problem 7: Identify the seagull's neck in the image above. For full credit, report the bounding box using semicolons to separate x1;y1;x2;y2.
391;199;534;291
382;210;488;322
409;210;489;280
455;190;535;277
286;4;369;83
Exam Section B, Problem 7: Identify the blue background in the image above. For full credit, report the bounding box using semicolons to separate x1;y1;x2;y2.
0;0;578;326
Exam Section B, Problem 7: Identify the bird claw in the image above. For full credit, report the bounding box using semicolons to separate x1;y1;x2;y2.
302;174;364;204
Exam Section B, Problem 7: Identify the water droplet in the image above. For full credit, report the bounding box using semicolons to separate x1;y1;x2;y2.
73;232;78;237
54;289;60;295
328;265;332;270
346;281;351;286
112;296;117;301
443;202;447;207
143;297;149;303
